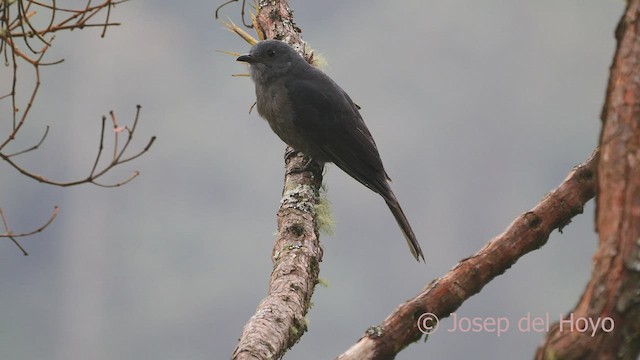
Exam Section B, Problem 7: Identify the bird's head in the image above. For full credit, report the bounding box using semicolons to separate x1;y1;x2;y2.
237;40;305;84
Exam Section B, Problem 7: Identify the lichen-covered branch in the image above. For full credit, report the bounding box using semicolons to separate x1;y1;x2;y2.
232;149;324;360
230;1;326;359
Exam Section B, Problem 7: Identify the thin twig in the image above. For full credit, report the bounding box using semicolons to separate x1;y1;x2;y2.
0;206;59;255
0;1;153;250
90;116;107;177
215;0;254;28
0;107;156;188
110;110;119;160
5;125;49;157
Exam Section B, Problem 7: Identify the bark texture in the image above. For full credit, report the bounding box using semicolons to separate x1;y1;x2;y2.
232;150;324;360
232;2;324;359
536;2;640;359
337;151;598;359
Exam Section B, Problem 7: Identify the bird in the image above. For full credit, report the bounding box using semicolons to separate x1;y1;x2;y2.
236;40;424;262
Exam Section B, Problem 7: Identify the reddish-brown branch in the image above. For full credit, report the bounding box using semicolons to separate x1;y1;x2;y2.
335;150;598;359
536;2;640;358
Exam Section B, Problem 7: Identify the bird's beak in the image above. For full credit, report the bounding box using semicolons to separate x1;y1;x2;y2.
236;54;254;63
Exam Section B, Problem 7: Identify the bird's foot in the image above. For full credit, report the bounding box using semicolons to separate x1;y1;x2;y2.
287;156;319;174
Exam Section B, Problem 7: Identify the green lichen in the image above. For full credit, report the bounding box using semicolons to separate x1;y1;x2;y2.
289;317;308;339
317;277;329;288
315;184;335;235
281;184;315;213
365;326;383;338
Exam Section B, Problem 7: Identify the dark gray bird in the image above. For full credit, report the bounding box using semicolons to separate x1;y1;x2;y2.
237;40;424;262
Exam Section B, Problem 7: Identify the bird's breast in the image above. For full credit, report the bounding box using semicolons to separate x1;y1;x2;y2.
255;83;312;156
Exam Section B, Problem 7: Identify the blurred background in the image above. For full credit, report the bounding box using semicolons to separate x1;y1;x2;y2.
0;1;626;359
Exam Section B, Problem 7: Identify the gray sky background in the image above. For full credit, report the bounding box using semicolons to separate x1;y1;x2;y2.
0;1;626;359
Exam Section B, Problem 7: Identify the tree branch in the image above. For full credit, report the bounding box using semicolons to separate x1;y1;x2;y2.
536;1;640;358
1;1;155;253
0;206;59;256
232;149;324;360
230;1;326;359
336;150;598;359
226;1;604;358
0;106;156;188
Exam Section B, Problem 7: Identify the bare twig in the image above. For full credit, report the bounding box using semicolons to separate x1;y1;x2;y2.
215;0;254;28
1;1;121;134
5;125;49;158
0;206;59;255
0;106;156;188
1;1;155;250
1;3;153;183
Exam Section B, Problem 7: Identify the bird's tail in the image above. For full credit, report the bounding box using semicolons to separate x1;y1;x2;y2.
384;195;425;262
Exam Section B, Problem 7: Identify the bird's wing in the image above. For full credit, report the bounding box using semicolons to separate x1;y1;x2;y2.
285;73;391;196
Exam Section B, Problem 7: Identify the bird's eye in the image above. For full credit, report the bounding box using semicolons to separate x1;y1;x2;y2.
266;50;276;57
